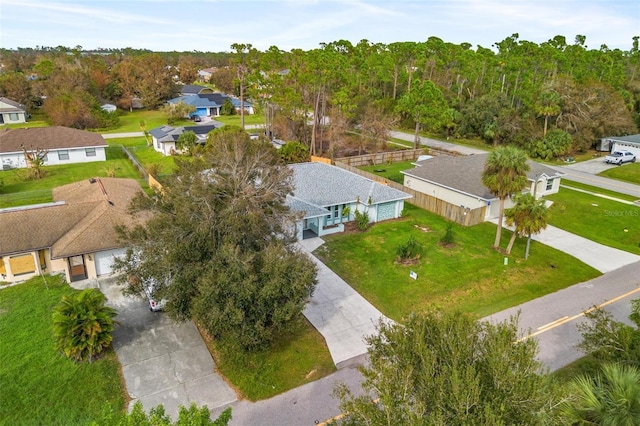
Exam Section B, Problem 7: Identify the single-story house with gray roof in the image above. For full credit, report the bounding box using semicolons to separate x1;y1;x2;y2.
287;162;412;239
601;134;640;158
0;97;27;125
149;123;222;156
0;178;146;283
0;126;107;170
401;153;564;222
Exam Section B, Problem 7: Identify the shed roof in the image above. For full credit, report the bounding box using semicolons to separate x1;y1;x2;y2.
0;97;26;113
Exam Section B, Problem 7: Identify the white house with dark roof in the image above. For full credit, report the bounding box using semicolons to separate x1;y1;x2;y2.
149;123;222;156
0;126;107;170
288;162;412;239
401;154;564;221
603;134;640;158
0;97;27;125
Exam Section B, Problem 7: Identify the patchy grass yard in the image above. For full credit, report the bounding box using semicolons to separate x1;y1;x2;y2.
0;275;126;425
315;204;600;321
359;160;416;184
213;114;265;127
108;137;177;176
0;146;146;208
598;162;640;186
203;316;336;401
545;187;640;255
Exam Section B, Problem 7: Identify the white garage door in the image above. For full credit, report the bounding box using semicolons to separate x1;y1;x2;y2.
95;249;126;276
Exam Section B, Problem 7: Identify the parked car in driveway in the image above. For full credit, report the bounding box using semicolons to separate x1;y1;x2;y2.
144;279;167;312
604;150;636;165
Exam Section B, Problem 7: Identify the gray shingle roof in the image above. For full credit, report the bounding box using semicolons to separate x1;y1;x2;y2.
0;97;26;112
290;162;411;208
609;134;640;146
149;124;221;143
0;126;106;154
285;195;329;218
168;93;253;108
402;154;564;200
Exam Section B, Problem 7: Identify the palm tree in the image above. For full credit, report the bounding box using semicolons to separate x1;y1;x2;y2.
504;193;549;257
482;146;530;249
560;363;640;425
52;289;118;363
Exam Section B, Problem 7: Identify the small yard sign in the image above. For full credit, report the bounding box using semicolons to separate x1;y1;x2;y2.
410;271;418;280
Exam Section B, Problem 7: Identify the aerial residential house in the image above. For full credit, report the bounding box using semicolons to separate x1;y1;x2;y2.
288;162;412;239
0;126;107;170
0;178;146;283
0;97;27;125
168;93;254;118
599;134;640;158
401;154;564;224
149;123;221;156
197;67;217;83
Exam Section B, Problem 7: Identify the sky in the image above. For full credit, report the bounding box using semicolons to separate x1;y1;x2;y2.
1;0;639;53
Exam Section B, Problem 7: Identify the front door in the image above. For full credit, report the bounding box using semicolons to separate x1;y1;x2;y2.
69;255;87;282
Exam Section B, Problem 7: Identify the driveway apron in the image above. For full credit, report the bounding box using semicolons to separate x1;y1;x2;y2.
490;220;640;273
83;276;237;420
298;238;392;368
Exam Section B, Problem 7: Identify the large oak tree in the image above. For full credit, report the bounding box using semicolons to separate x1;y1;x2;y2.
114;128;317;350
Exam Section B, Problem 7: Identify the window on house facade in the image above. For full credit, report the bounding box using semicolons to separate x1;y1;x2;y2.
9;113;19;121
58;150;69;160
546;178;554;191
85;148;96;157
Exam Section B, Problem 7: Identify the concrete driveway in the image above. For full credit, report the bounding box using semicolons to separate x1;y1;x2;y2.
560;157;620;174
84;276;237;419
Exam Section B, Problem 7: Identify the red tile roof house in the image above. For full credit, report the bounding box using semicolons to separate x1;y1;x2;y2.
0;178;146;284
0;126;108;170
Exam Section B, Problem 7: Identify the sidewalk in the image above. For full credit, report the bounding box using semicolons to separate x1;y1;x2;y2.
298;238;392;368
490;219;640;273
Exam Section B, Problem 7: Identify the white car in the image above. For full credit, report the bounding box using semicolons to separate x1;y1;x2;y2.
604;150;636;165
144;280;167;312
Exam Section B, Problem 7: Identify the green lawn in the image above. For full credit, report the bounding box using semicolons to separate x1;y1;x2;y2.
0;146;146;208
359;160;416;184
545;187;640;255
314;204;600;321
212;114;265;127
107;137;177;176
561;179;640;203
100;109;192;133
0;276;126;425
205;316;336;401
598;162;640;186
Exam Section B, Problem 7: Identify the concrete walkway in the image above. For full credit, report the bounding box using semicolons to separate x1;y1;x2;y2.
298;238;392;368
490;219;640;273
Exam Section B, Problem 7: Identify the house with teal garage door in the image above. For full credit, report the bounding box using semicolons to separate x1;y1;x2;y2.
287;162;412;240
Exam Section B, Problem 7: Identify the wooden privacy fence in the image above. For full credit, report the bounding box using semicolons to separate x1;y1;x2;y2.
334;161;486;226
335;149;426;167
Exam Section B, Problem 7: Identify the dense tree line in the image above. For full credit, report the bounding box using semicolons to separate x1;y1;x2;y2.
1;34;638;156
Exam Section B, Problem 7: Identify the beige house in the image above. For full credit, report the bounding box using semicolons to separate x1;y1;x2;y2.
0;178;145;283
402;154;564;222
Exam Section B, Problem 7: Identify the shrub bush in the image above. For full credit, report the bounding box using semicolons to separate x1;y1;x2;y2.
396;235;422;261
354;209;370;231
441;222;455;245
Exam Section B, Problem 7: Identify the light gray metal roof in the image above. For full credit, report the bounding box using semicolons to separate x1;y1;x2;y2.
290;162;411;207
608;134;640;146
